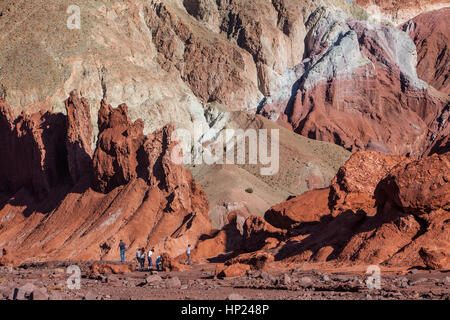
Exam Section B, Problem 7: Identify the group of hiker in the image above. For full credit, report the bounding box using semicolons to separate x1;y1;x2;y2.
118;240;191;270
135;247;160;270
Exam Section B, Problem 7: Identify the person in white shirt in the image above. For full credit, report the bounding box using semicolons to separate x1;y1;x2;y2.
148;248;154;267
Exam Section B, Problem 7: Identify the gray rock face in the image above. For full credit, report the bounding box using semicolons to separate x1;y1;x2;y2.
347;20;428;90
300;7;426;92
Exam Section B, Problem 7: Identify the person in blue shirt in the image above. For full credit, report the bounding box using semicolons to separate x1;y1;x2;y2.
118;240;126;263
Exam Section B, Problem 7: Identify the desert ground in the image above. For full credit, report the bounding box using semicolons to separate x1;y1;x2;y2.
1;261;449;300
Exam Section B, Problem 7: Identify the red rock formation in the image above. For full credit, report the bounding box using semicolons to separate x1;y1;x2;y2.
329;151;406;216
87;262;136;276
242;216;286;252
357;0;449;25
226;251;274;270
0;98;69;200
160;253;189;272
0;94;211;264
265;188;331;229
378;153;449;215
290;17;448;156
419;248;450;270
215;263;250;279
65;90;93;184
93;100;145;193
216;150;449;270
193;211;244;261
402;8;450;93
256;7;449;156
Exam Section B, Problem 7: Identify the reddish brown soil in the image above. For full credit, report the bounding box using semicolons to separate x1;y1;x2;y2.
0;262;448;300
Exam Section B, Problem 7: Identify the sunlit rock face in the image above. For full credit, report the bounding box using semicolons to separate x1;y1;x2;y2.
260;7;448;156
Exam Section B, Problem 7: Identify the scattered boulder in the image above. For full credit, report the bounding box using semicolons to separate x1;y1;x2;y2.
87;262;135;276
227;252;274;271
160;253;189;272
165;277;182;289
265;188;331;229
378;153;450;215
215;263;250;279
145;275;163;285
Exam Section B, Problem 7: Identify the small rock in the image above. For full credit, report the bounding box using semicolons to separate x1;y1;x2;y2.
321;274;330;282
145;275;162;285
410;277;428;286
300;276;312;284
49;291;63;300
281;274;291;285
226;293;243;300
165;277;181;289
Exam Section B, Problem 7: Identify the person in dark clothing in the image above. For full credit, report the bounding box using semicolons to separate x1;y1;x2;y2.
136;248;146;270
119;240;126;262
155;255;161;271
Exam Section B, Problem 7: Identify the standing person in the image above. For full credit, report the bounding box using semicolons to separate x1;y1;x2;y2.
136;248;145;270
186;244;191;265
148;248;154;268
155;255;161;271
119;240;126;263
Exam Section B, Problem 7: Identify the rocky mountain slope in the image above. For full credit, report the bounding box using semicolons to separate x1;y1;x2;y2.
1;0;446;156
195;149;449;271
260;5;448;156
0;0;448;270
0;92;211;264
